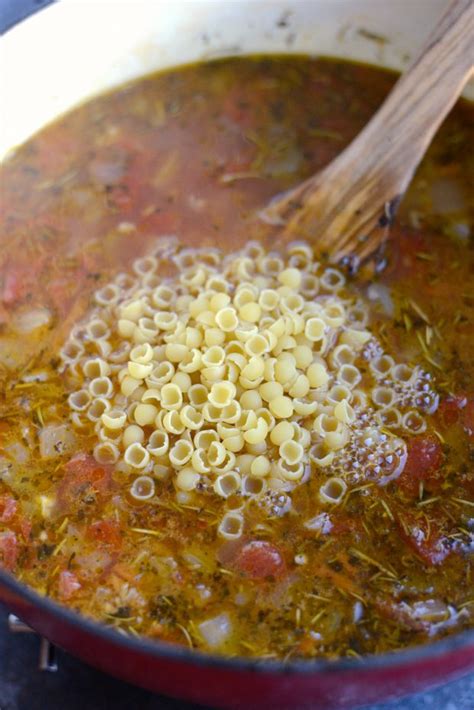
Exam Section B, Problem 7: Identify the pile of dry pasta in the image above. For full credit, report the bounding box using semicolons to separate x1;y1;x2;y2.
60;238;438;539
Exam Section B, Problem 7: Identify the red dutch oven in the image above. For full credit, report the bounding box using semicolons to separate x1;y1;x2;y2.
1;570;474;709
1;1;473;707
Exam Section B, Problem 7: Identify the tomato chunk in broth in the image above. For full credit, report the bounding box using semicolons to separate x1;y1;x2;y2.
0;57;473;660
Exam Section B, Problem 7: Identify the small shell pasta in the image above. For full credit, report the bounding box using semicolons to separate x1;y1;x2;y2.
218;512;244;539
61;236;437;520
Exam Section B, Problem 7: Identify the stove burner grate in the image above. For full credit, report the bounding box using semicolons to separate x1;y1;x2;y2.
7;614;58;672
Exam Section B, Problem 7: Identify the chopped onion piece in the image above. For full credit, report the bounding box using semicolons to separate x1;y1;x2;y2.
198;613;232;649
367;284;394;317
4;441;29;464
304;512;333;534
13;307;52;333
39;424;76;459
410;599;450;623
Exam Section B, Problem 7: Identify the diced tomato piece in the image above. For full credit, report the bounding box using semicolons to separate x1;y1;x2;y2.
397;434;444;496
1;270;23;305
436;394;467;428
58;453;113;510
232;540;286;580
0;495;31;542
0;494;17;523
64;453;112;488
0;531;19;571
397;513;452;566
86;520;122;549
58;570;82;600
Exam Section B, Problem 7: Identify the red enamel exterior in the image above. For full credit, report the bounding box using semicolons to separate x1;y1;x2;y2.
1;570;473;708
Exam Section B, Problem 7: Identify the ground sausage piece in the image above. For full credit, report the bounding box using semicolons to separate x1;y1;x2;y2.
397;434;444;496
232;540;286;580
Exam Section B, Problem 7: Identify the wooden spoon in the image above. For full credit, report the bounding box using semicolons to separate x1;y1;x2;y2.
262;0;474;268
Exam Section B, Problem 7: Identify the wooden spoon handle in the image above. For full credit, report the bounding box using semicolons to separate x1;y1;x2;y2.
346;0;473;198
265;0;474;265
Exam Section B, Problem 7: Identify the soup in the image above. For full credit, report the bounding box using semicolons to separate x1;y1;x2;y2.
0;57;473;660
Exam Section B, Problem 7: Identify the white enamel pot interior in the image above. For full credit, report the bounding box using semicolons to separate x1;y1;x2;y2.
1;0;473;160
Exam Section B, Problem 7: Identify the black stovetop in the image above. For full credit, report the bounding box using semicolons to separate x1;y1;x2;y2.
1;602;473;710
0;603;192;710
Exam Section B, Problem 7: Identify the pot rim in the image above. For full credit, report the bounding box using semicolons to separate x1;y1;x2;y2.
1;0;473;681
1;568;473;674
